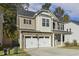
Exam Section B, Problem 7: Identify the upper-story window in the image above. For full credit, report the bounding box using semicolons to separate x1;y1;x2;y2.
58;23;60;30
60;24;64;30
53;22;55;29
24;19;31;24
62;24;64;30
42;18;49;27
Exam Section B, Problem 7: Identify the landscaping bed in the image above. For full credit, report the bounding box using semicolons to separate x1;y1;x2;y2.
60;40;79;50
61;45;79;49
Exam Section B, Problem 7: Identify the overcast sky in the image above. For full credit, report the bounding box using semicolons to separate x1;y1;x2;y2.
28;3;79;21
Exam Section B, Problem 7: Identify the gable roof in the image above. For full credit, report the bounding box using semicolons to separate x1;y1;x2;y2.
18;8;61;22
34;9;58;19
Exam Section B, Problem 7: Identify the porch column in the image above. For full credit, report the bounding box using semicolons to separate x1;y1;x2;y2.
23;35;26;49
61;34;63;46
53;33;55;47
19;30;22;48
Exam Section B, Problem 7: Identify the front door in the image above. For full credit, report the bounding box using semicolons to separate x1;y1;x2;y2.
54;34;61;46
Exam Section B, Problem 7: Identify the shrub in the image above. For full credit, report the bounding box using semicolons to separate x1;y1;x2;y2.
73;40;77;46
12;40;20;48
0;46;3;51
14;47;18;54
64;41;70;47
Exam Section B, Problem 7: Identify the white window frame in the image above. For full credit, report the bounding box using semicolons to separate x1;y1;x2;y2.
24;19;31;24
42;18;49;27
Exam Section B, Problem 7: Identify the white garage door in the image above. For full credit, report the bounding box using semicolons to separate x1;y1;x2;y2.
25;35;51;48
39;36;51;47
26;36;38;48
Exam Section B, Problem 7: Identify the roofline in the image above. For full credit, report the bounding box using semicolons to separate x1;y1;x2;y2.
18;9;59;21
18;14;35;19
33;9;60;22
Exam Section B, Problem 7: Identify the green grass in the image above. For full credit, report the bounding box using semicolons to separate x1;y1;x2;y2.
0;48;31;56
60;45;79;50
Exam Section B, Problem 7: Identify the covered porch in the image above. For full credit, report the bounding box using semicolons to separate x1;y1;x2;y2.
52;30;72;47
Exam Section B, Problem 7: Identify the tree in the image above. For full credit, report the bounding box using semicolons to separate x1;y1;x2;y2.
54;6;69;22
63;14;70;22
54;7;64;19
42;3;51;10
0;4;18;47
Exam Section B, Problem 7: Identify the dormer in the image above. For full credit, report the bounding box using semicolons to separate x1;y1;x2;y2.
35;9;58;32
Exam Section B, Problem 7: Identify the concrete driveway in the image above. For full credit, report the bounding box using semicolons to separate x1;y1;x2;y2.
26;47;79;56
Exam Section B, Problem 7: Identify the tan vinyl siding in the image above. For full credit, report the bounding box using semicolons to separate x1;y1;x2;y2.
36;14;52;32
19;16;35;30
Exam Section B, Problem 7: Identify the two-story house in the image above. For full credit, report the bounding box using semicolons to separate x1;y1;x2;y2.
17;9;71;49
65;20;79;43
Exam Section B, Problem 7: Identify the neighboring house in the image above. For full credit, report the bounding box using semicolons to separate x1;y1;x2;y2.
17;8;71;49
64;20;79;43
0;12;4;46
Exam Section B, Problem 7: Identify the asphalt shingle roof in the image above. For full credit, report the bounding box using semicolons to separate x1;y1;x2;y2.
17;7;36;17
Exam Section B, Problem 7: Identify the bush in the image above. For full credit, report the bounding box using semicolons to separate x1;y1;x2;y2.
73;40;77;46
0;46;3;51
64;41;70;47
12;40;20;48
14;47;18;54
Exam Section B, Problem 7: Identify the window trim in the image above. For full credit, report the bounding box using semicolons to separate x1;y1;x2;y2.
53;22;55;29
24;19;26;24
29;20;31;24
23;19;31;24
42;18;49;27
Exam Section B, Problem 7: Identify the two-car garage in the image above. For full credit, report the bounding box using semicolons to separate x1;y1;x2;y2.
25;35;51;48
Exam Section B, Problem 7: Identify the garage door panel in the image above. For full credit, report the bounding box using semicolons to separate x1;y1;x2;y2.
26;38;33;48
39;39;51;47
39;36;51;47
26;36;38;48
39;38;45;47
32;37;38;48
25;35;51;48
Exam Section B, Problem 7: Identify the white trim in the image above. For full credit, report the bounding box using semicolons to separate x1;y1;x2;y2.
61;34;63;46
19;30;22;48
53;33;55;47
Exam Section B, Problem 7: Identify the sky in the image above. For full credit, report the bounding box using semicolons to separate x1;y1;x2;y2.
28;3;79;21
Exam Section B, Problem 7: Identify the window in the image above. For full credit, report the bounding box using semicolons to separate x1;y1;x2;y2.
26;20;29;24
46;19;49;27
58;23;60;30
45;36;49;38
62;24;64;30
42;18;45;26
61;24;64;30
29;20;31;24
42;18;49;27
53;22;55;29
33;36;38;38
39;36;44;38
25;36;31;38
24;19;26;24
23;19;31;24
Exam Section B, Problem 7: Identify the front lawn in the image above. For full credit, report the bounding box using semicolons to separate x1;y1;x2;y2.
60;40;79;50
60;45;79;50
0;48;31;56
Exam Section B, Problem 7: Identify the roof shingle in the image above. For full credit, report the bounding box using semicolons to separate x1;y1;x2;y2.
17;7;36;17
